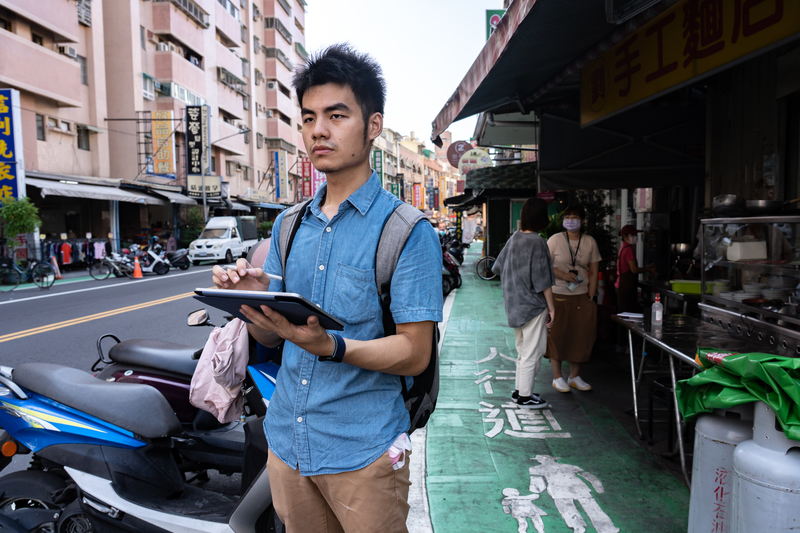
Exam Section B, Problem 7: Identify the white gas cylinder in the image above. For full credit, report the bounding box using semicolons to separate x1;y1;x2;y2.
687;404;753;533
732;402;800;532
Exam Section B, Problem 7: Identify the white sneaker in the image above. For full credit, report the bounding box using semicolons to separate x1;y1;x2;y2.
567;376;592;391
552;377;570;393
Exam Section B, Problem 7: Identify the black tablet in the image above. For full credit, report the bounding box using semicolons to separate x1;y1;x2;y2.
193;288;345;331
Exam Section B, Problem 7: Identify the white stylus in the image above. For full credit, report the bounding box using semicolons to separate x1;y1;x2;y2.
266;273;283;281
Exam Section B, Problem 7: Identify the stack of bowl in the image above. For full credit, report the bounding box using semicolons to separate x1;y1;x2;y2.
768;276;798;289
712;279;730;297
741;282;765;300
762;287;788;300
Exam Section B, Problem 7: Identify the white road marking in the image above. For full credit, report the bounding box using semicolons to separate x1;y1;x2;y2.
0;268;214;307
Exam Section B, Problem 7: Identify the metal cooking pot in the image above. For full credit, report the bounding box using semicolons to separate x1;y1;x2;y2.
713;194;746;217
745;200;784;215
671;243;693;258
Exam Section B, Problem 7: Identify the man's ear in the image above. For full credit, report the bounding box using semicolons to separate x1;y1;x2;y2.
367;112;383;143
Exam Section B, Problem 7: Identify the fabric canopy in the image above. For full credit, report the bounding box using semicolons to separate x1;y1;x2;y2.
465;162;538;190
150;189;197;205
254;202;286;210
431;0;616;143
27;178;166;205
230;201;251;212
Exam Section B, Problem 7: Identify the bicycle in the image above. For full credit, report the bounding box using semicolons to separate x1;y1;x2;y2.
89;254;135;280
476;255;497;280
0;256;56;292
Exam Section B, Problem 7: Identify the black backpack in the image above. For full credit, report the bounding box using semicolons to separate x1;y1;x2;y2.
278;199;439;434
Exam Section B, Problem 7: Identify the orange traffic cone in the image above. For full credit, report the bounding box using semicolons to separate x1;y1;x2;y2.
50;256;62;280
133;257;143;278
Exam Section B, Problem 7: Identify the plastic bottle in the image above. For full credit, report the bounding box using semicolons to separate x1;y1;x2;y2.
652;293;663;326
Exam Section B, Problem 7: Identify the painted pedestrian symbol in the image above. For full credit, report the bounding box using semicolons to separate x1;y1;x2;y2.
502;488;547;533
502;456;618;532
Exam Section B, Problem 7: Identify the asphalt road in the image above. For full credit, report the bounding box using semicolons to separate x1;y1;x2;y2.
0;265;224;369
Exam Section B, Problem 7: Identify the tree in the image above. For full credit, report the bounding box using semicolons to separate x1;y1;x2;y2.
179;206;205;247
0;196;42;249
258;220;273;239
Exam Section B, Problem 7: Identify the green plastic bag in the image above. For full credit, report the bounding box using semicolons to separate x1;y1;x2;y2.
675;347;800;441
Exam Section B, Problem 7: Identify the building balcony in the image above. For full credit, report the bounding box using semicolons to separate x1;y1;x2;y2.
265;117;295;143
293;1;306;33
215;41;243;80
0;31;81;107
265;89;295;119
154;50;206;97
3;0;79;43
214;119;246;156
263;57;293;88
217;84;244;119
152;1;207;54
214;0;241;48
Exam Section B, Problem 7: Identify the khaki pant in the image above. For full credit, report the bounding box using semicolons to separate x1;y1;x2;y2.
514;310;548;397
267;448;412;533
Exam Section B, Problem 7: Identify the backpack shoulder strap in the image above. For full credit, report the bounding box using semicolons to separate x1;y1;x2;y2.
375;202;427;297
278;199;312;276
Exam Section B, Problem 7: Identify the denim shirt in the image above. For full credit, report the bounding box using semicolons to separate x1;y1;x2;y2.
262;172;443;475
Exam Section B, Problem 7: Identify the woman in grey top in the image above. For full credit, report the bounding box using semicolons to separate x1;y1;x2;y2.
492;198;556;408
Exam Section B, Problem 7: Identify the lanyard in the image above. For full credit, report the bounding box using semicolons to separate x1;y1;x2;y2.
565;232;582;268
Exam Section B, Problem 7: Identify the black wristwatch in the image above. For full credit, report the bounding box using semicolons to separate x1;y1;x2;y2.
590;295;598;302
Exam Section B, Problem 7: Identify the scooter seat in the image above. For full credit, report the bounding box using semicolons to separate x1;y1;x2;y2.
109;339;199;377
13;363;182;439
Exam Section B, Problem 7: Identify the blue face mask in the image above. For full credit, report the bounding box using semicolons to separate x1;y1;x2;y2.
563;219;581;232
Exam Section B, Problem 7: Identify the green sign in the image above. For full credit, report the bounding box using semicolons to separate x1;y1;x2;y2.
372;149;383;184
486;9;505;40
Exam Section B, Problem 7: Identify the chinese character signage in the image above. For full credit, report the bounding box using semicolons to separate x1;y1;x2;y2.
581;0;800;125
0;89;25;199
303;179;311;197
413;184;422;208
301;157;312;179
151;111;175;179
185;105;209;176
372;149;383;183
311;165;326;196
187;175;221;198
248;188;270;202
457;180;465;194
274;150;288;200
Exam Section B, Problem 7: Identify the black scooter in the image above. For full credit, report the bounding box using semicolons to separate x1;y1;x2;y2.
166;248;191;270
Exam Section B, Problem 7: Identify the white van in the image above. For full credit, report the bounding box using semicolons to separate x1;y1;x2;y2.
189;216;259;264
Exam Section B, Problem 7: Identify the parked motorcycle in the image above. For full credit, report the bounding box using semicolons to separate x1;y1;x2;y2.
166;248;191;270
0;359;284;533
442;249;461;296
90;309;274;478
127;243;171;275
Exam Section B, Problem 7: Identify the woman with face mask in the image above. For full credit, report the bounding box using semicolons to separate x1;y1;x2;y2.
615;225;657;314
545;205;601;393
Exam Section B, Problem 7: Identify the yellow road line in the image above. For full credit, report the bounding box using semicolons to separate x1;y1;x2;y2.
0;291;196;344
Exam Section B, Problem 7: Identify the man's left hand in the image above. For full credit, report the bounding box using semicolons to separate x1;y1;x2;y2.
240;304;334;357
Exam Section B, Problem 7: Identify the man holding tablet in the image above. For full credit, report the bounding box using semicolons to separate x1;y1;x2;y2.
211;44;442;532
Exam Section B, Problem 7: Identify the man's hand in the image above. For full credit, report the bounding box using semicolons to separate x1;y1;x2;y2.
241;304;334;357
212;258;271;291
547;309;555;329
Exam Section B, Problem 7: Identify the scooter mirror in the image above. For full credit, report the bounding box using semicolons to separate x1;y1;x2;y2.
187;309;209;327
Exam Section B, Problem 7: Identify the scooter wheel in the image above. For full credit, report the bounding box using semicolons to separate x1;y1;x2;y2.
154;262;168;275
179;261;190;270
452;273;462;289
442;277;452;296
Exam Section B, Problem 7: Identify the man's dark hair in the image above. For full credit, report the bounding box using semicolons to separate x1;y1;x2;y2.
293;44;386;139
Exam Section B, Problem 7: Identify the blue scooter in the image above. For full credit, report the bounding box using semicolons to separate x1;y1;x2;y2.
0;357;283;532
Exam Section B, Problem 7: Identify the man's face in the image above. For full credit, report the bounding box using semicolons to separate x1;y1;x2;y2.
300;83;380;174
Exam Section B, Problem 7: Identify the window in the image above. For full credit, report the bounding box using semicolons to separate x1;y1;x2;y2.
241;58;249;78
77;55;88;85
226;161;235;177
244;130;250;144
47;117;57;129
32;33;43;46
77;0;92;26
142;74;155;100
241;24;247;43
211;156;216;173
0;17;10;31
140;26;145;50
265;17;292;44
35;115;45;141
77;127;90;151
60;121;71;132
256;133;263;149
253;36;259;54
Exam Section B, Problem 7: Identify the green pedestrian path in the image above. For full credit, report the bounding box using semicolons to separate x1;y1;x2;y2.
426;246;689;533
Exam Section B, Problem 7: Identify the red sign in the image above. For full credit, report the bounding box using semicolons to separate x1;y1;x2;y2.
413;184;422;208
302;157;312;179
447;141;472;168
303;179;311;197
538;191;555;203
456;180;465;194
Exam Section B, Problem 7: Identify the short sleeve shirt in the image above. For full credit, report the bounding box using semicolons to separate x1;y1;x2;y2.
614;243;635;289
261;172;443;476
547;232;601;295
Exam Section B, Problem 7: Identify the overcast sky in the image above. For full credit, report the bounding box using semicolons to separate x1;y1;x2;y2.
305;0;503;148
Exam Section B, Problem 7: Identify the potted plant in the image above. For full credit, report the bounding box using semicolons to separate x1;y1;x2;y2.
0;196;42;259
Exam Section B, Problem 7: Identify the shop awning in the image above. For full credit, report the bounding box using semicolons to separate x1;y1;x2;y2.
149;189;197;205
230;201;251;212
27;178;166;205
254;202;286;210
465;162;538;190
431;0;616;144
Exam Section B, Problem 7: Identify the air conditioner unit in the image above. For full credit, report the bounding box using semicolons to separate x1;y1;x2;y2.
168;43;177;52
266;110;274;118
266;81;276;90
147;29;157;43
157;42;169;52
58;45;78;59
